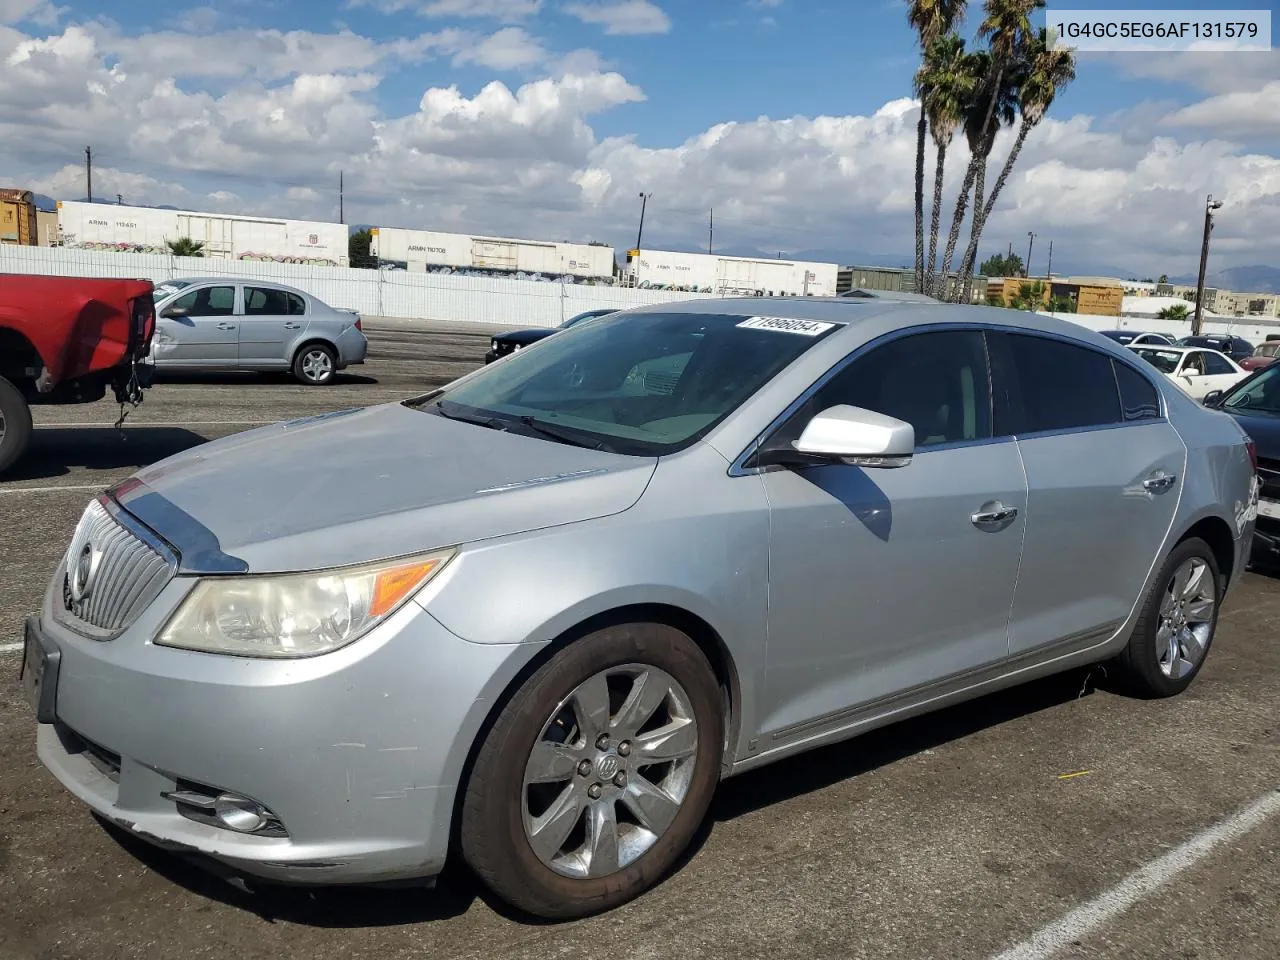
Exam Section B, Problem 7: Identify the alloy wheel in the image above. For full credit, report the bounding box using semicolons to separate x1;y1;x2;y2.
522;664;699;879
301;349;333;383
1156;556;1216;680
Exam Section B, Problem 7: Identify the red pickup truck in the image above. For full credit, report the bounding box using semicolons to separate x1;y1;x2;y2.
0;274;156;474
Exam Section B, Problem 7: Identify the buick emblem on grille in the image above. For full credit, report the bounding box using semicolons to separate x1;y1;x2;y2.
66;541;103;608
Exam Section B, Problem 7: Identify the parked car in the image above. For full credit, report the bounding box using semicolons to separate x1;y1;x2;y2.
1176;334;1255;364
21;300;1257;920
1205;366;1280;565
1129;344;1246;400
484;308;616;364
0;274;156;474
1237;339;1280;372
1097;330;1175;347
145;278;367;385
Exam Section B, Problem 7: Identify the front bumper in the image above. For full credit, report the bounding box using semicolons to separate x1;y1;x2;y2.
26;584;537;885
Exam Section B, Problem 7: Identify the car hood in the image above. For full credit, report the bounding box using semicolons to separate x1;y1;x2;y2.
116;403;657;573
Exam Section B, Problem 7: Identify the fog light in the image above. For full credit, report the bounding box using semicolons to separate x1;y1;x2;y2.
213;794;269;833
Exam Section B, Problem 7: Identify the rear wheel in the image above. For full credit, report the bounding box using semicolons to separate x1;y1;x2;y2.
460;623;724;919
292;344;336;385
1114;536;1220;698
0;375;33;475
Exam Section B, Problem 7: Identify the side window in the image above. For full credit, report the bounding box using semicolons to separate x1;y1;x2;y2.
191;285;235;317
163;289;198;317
1183;352;1207;376
285;292;307;315
244;287;290;316
999;333;1121;433
1113;360;1161;421
1203;352;1235;375
795;330;992;448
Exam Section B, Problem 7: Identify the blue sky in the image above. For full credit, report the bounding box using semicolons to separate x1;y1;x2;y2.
3;0;1279;275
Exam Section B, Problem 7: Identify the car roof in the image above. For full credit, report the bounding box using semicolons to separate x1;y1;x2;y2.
839;289;940;302
162;277;314;298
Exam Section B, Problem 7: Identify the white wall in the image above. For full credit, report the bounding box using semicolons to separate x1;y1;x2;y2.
1044;310;1280;343
0;244;714;327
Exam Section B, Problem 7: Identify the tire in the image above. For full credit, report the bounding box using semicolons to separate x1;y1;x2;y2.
1114;536;1221;698
460;623;724;920
292;343;337;386
0;375;33;475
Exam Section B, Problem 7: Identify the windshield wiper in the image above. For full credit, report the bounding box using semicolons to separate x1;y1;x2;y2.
432;401;511;430
516;415;617;453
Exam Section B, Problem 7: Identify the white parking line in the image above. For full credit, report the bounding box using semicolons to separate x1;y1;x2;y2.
0;484;114;494
34;420;278;428
989;789;1280;960
0;642;24;654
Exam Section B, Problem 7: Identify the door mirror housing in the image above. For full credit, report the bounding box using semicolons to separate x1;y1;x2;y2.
162;305;190;319
758;405;915;469
1202;389;1225;408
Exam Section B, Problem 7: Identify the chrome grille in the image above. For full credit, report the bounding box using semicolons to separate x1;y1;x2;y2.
52;498;176;639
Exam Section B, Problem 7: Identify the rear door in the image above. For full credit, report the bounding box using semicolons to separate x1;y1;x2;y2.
152;283;239;366
238;285;308;367
991;331;1185;656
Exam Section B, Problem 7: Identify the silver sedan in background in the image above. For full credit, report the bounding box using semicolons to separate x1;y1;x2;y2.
145;277;368;385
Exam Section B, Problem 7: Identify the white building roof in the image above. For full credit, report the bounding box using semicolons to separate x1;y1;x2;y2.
1121;295;1229;319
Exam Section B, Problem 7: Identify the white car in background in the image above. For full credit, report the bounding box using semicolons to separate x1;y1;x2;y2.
1129;345;1247;400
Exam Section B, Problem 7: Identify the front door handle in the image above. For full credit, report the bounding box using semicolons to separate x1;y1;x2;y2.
1144;471;1178;494
284;322;303;329
971;501;1018;529
216;322;237;330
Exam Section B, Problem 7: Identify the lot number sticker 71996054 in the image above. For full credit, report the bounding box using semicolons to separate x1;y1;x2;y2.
737;316;837;336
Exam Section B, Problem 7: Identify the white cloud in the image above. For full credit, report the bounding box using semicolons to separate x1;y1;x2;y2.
169;6;220;33
562;0;671;36
1163;81;1280;139
0;0;61;27
452;26;548;70
349;0;544;19
1;21;1279;278
1110;50;1280;95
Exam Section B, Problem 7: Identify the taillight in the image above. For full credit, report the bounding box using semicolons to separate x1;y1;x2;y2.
354;316;363;331
1247;440;1258;473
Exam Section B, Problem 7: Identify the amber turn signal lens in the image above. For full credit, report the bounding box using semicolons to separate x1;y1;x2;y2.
370;559;444;616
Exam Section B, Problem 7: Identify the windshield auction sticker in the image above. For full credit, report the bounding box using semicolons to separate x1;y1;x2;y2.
1046;9;1272;51
738;316;837;336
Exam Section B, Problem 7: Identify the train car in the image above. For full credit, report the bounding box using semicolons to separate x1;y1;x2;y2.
55;200;349;266
622;248;839;297
370;227;615;283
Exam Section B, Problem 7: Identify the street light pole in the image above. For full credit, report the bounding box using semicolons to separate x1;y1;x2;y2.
1025;231;1035;278
1193;194;1224;336
635;192;651;251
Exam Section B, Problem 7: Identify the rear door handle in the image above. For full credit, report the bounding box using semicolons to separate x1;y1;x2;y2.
1144;471;1177;494
216;322;237;330
971;501;1018;528
284;322;303;329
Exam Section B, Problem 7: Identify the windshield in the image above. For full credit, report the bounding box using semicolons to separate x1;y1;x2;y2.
153;279;192;299
562;309;614;329
1224;365;1280;417
1132;348;1183;373
414;311;842;455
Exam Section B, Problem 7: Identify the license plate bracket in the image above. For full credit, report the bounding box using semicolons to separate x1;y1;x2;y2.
18;618;60;724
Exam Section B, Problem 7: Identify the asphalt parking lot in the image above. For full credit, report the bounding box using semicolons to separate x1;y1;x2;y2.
0;318;1276;960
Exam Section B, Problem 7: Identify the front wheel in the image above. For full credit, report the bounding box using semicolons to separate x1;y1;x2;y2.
460;623;724;919
292;344;337;385
1114;536;1221;698
0;375;34;475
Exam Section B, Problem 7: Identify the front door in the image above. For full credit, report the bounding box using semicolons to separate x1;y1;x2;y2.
988;331;1186;656
757;329;1027;742
238;285;309;366
152;284;239;366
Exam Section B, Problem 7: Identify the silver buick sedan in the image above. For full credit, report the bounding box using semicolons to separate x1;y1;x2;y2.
20;299;1258;919
145;277;368;385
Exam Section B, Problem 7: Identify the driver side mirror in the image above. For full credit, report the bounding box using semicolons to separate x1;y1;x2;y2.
1203;390;1225;408
161;305;190;319
757;405;915;469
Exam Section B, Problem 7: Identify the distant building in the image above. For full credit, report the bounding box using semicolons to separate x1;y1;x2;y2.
836;264;986;302
985;276;1124;316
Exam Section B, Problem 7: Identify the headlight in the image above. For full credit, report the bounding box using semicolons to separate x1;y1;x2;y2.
491;339;499;351
156;550;455;658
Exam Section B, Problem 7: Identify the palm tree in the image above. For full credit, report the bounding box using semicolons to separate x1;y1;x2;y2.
940;0;1039;300
167;237;205;257
1158;303;1190;321
917;33;974;298
957;28;1075;299
907;0;968;294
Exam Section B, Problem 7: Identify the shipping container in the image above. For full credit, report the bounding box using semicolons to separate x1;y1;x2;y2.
1;188;38;246
622;248;839;297
371;227;615;283
55;200;349;266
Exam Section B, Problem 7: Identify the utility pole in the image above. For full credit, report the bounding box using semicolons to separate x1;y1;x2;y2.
116;194;123;206
85;146;92;203
635;192;650;251
708;208;713;255
339;170;344;225
1193;194;1224;336
1046;239;1053;279
1025;232;1035;278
